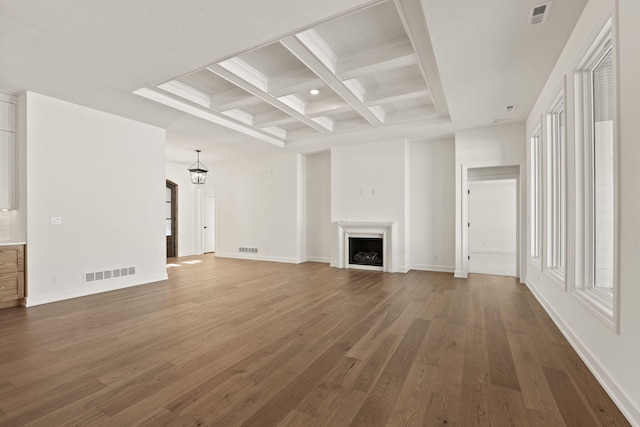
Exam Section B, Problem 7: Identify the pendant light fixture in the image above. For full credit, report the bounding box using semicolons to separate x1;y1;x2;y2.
188;149;209;184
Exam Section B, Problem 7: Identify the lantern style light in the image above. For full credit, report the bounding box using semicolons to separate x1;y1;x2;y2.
188;150;208;184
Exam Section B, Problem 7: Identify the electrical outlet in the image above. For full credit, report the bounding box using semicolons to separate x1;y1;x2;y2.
50;216;62;225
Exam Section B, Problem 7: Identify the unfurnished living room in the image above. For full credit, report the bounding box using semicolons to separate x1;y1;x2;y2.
0;0;638;425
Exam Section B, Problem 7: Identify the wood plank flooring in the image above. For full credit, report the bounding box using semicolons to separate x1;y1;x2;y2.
0;255;630;426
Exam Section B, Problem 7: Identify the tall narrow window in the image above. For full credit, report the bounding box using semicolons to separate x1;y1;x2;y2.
573;17;617;330
592;47;614;293
547;93;566;282
530;127;542;262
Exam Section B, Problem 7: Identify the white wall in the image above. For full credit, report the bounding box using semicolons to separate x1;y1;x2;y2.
306;151;331;262
24;92;167;306
468;179;517;253
524;0;640;423
454;123;526;277
165;160;215;257
215;152;305;263
331;139;410;271
409;138;455;272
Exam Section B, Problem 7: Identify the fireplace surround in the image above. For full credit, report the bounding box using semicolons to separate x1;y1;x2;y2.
336;221;396;272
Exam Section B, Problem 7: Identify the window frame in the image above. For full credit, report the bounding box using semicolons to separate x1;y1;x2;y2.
572;16;619;331
530;125;543;266
546;91;567;287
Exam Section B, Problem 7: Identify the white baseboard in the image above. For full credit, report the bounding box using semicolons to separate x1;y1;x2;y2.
454;270;468;278
469;248;516;254
214;252;304;264
525;280;639;426
305;256;331;263
411;264;455;273
26;272;169;307
397;266;410;273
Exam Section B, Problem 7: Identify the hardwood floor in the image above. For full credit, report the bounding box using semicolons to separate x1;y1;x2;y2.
0;255;630;426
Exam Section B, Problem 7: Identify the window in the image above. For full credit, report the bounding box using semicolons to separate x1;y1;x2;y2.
573;17;618;329
530;127;542;263
592;48;614;293
547;93;566;283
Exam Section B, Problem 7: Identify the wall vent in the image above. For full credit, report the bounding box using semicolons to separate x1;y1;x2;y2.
239;247;258;253
85;266;136;283
528;2;551;26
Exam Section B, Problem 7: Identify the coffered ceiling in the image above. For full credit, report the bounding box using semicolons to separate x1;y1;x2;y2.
134;0;449;148
0;0;589;164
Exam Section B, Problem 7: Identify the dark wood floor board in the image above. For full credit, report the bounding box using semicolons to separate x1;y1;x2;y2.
484;306;521;391
554;343;632;426
352;333;397;393
458;341;491;426
0;255;629;426
526;408;567;427
508;333;563;418
387;360;435;426
489;385;531;427
542;366;603;426
295;356;359;418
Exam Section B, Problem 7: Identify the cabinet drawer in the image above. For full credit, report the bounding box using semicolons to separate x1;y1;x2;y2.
0;245;24;273
0;272;23;301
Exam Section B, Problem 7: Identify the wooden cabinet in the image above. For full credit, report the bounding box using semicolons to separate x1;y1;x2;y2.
0;244;25;308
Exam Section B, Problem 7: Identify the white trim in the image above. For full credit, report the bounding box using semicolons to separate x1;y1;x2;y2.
525;280;639;425
411;264;455;273
305;256;331;263
469;248;516;255
26;272;168;307
335;221;397;273
214;252;305;264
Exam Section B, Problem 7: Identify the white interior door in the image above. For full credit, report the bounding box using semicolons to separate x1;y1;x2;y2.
202;194;215;253
468;179;517;276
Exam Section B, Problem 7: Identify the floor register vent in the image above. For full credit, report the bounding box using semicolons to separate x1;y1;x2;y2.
239;247;258;253
85;267;136;283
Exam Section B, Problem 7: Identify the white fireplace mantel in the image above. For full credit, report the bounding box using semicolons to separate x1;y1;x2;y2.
335;221;397;273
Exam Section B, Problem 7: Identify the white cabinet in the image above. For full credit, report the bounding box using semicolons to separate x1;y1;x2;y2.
0;97;16;210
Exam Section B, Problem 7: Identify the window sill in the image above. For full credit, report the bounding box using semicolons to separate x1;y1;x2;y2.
571;288;617;332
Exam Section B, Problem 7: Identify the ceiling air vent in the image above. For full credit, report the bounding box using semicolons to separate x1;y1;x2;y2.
528;2;551;27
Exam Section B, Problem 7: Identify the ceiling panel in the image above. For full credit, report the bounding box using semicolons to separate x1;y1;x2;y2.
134;0;450;148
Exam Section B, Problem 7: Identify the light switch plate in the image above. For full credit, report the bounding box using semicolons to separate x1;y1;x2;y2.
51;216;62;225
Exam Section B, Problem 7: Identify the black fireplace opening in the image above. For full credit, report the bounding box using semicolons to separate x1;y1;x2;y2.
349;237;383;267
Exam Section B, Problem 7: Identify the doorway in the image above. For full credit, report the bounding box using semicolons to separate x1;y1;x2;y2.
468;178;517;276
202;193;215;253
166;180;178;258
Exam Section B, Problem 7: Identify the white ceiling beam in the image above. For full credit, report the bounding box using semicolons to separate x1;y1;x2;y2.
157;81;211;109
385;104;439;123
210;87;262;111
336;38;417;80
364;79;431;107
207;63;331;134
269;68;324;98
221;109;253;126
281;32;384;126
262;126;288;140
254;110;299;128
133;87;285;147
394;0;449;115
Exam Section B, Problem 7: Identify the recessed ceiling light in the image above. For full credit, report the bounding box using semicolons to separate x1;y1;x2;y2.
491;119;501;125
505;104;517;112
309;89;319;95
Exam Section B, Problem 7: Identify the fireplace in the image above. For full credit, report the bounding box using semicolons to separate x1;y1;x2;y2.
335;221;396;272
349;237;383;267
